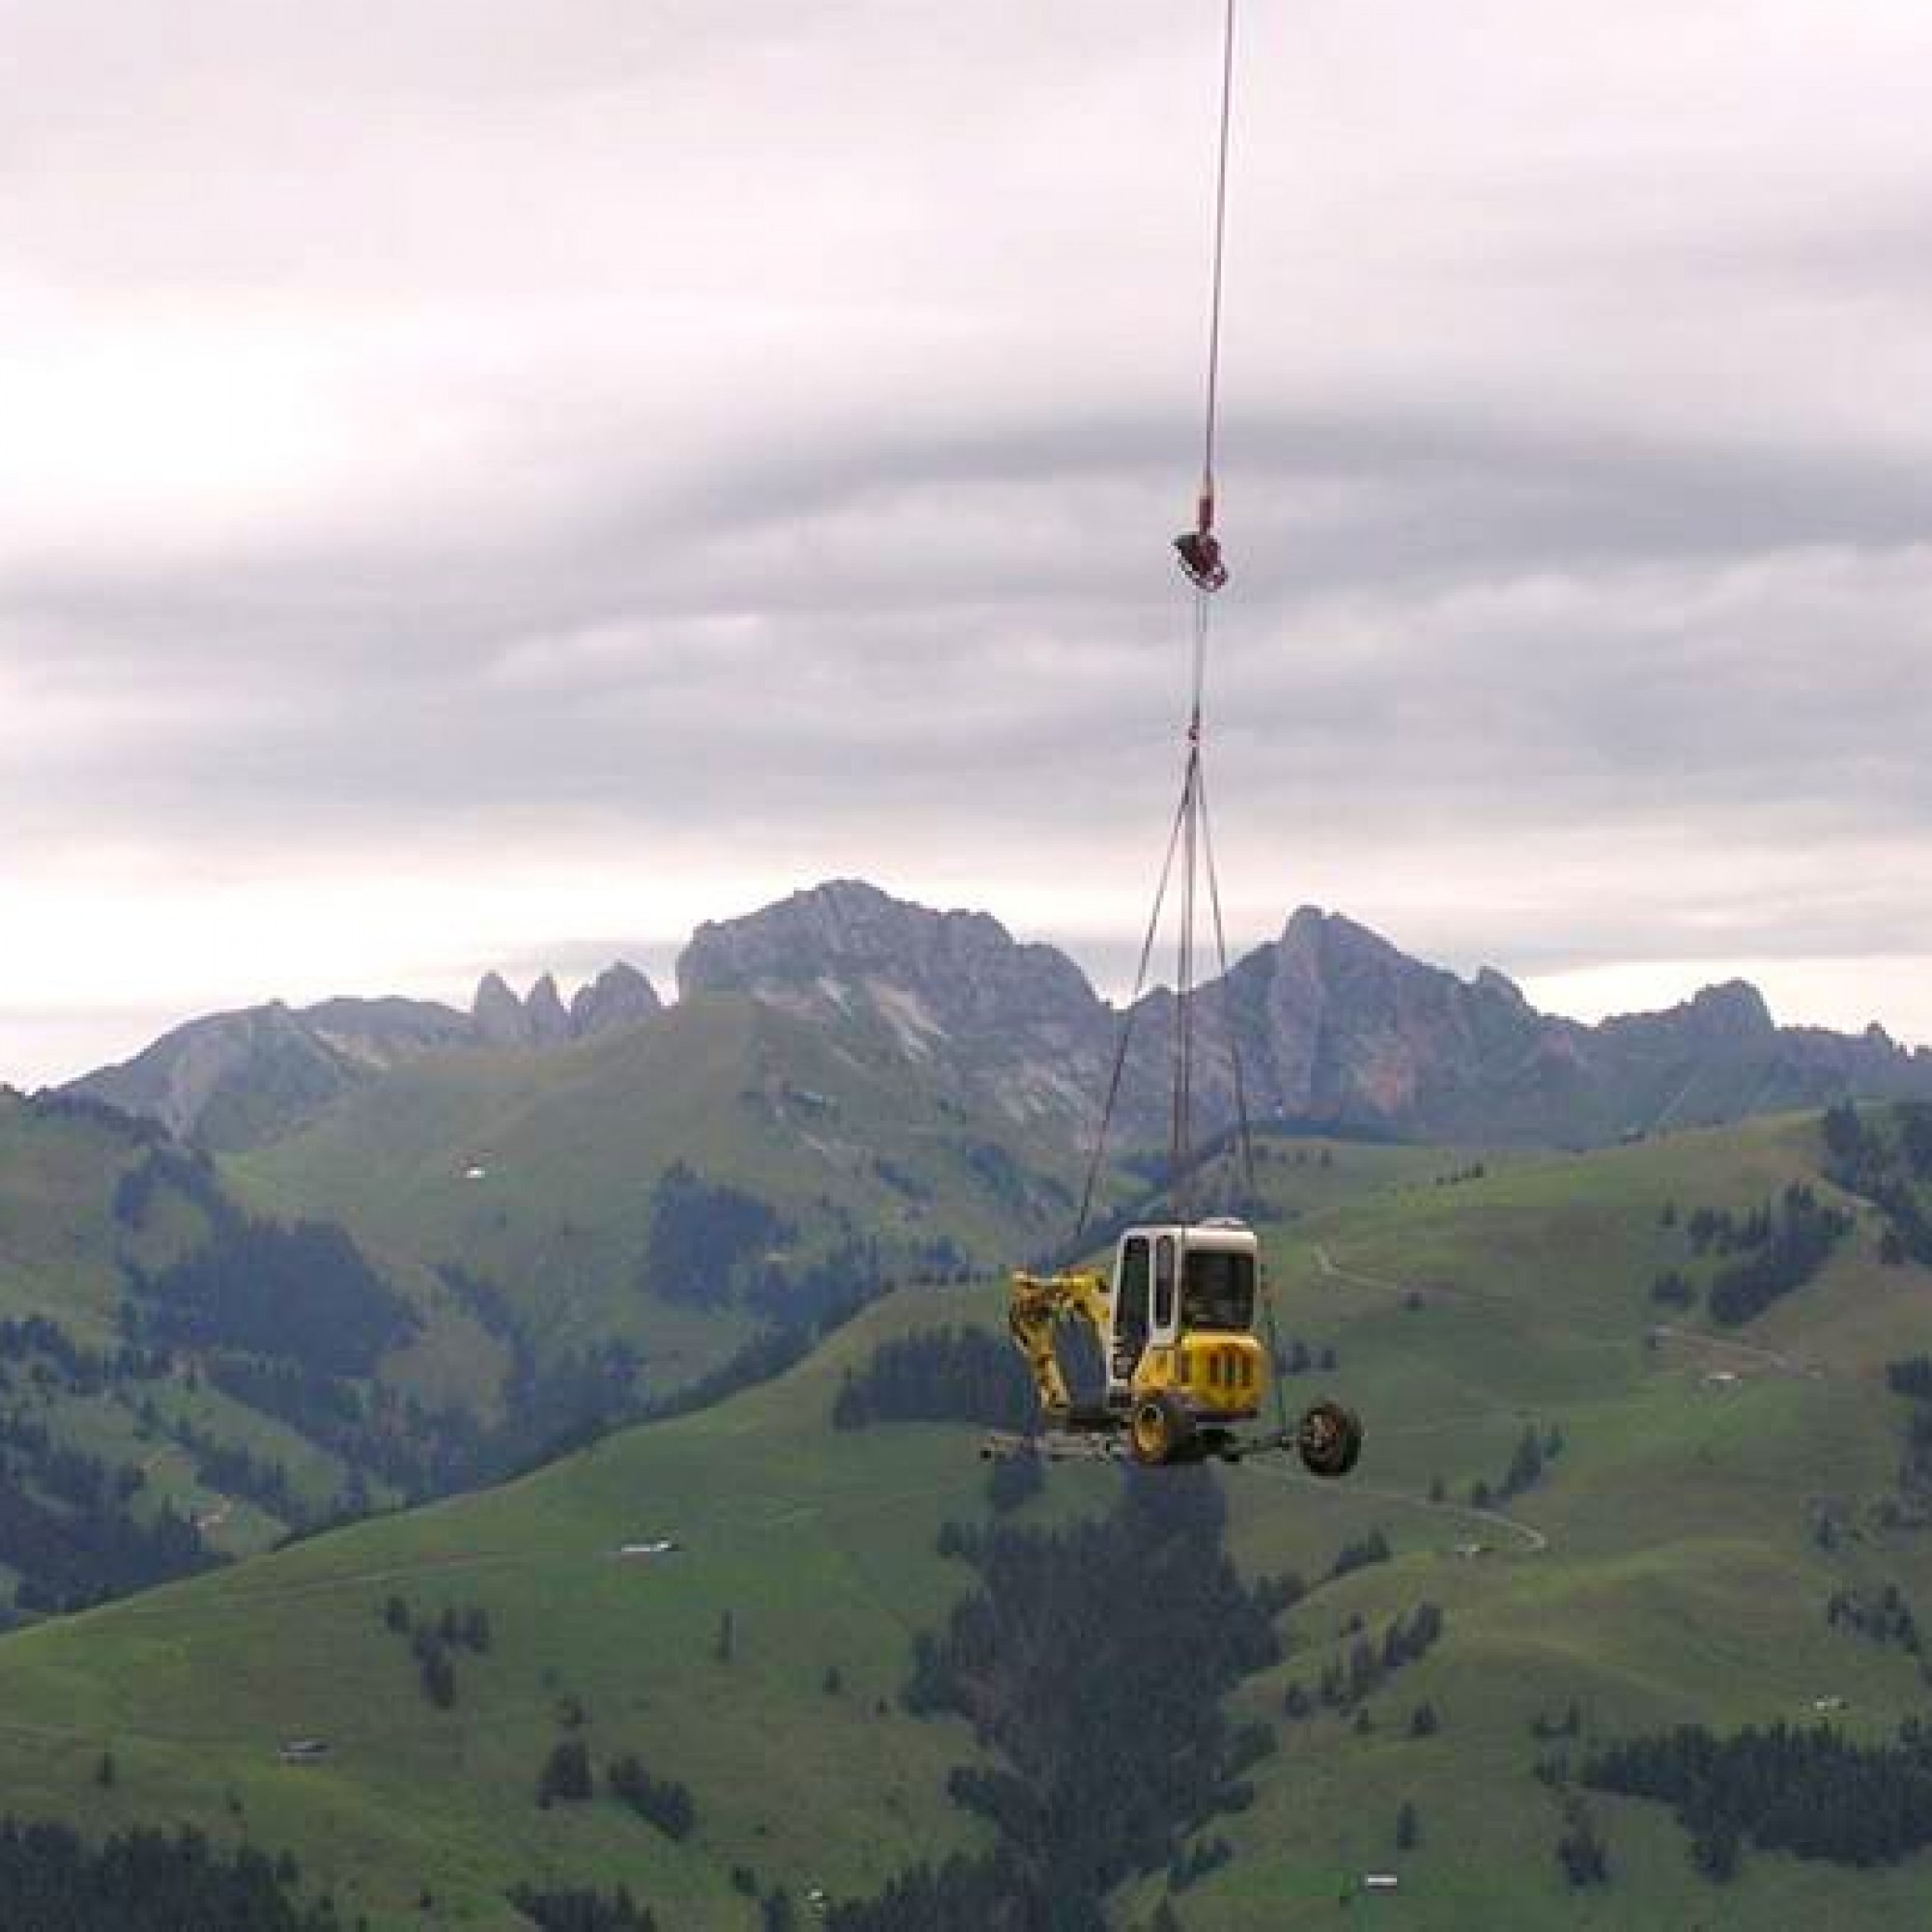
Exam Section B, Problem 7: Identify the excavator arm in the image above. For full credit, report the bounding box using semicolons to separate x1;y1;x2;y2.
1007;1267;1112;1423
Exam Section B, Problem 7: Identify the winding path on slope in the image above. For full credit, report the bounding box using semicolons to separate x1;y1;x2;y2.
1297;1229;1839;1561
1263;1463;1550;1554
1311;1243;1417;1300
1311;1242;1824;1376
1647;1323;1817;1379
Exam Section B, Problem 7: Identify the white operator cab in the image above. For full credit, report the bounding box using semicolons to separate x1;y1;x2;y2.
1100;1217;1264;1420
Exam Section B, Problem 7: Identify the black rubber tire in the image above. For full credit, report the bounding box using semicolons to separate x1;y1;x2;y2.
1128;1391;1197;1467
1297;1399;1363;1479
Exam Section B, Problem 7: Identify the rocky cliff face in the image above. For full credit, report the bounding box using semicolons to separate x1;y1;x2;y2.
679;879;1115;1122
676;882;1932;1149
1207;906;1559;1136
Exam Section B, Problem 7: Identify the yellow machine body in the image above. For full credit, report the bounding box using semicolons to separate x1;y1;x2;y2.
1009;1218;1266;1464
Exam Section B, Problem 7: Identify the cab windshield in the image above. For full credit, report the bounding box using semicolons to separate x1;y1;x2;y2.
1181;1249;1255;1331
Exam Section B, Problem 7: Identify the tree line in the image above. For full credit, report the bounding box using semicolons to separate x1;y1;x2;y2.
1826;1581;1919;1655
0;1464;212;1614
1703;1185;1850;1326
0;1323;215;1611
1466;1423;1564;1511
532;1741;696;1843
508;1887;660;1931
641;1161;793;1309
832;1327;1036;1434
1284;1601;1445;1719
123;1216;417;1379
1878;1351;1932;1501
380;1595;493;1709
1823;1102;1932;1265
1582;1717;1932;1876
0;1819;342;1930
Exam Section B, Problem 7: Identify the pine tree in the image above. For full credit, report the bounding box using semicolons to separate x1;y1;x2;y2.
536;1738;594;1807
1691;1820;1739;1883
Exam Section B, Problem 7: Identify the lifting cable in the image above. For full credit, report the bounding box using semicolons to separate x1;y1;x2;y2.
1073;0;1258;1243
1198;0;1238;555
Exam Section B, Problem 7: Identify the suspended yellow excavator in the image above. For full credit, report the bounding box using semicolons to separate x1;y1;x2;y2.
989;3;1366;1481
996;1218;1363;1472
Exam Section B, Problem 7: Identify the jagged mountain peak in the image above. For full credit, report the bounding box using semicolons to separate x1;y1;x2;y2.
677;880;1108;1122
526;973;572;1044
1686;979;1776;1039
1601;977;1777;1046
683;878;1016;973
1475;965;1530;1006
472;964;665;1048
679;878;1098;1018
570;961;663;1037
470;971;532;1047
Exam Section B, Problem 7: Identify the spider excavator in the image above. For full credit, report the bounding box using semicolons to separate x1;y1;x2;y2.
997;1219;1362;1471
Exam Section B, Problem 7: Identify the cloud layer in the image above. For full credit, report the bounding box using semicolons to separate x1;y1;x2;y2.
5;1;1932;1084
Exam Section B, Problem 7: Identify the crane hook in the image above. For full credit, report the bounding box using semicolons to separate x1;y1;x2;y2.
1175;486;1228;592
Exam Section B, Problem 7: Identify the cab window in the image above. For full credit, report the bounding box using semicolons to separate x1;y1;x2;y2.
1117;1236;1151;1340
1154;1236;1176;1329
1182;1250;1255;1332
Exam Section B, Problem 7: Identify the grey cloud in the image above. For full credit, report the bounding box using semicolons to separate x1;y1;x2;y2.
7;0;1932;1064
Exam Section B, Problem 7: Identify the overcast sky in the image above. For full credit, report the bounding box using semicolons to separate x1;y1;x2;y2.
5;0;1932;1087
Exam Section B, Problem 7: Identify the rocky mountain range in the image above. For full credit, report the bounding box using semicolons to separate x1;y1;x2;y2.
68;878;1932;1152
682;883;1932;1150
71;962;663;1149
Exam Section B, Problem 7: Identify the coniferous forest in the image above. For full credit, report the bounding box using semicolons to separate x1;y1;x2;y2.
0;1821;344;1931
833;1469;1288;1930
1582;1719;1932;1874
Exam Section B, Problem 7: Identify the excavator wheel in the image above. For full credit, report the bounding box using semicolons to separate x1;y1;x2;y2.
1128;1391;1198;1467
1296;1399;1363;1480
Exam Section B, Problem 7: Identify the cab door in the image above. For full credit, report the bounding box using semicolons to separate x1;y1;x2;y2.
1111;1234;1151;1395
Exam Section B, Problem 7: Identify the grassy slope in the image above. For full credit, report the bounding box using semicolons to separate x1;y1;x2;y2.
0;1286;1006;1928
230;994;1086;1383
1161;1114;1932;1930
0;1120;1929;1927
0;1101;145;1342
0;1095;503;1556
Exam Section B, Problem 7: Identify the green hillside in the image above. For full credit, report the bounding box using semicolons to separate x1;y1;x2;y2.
1;1114;1931;1927
230;991;1089;1382
0;1094;513;1600
0;993;1092;1618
